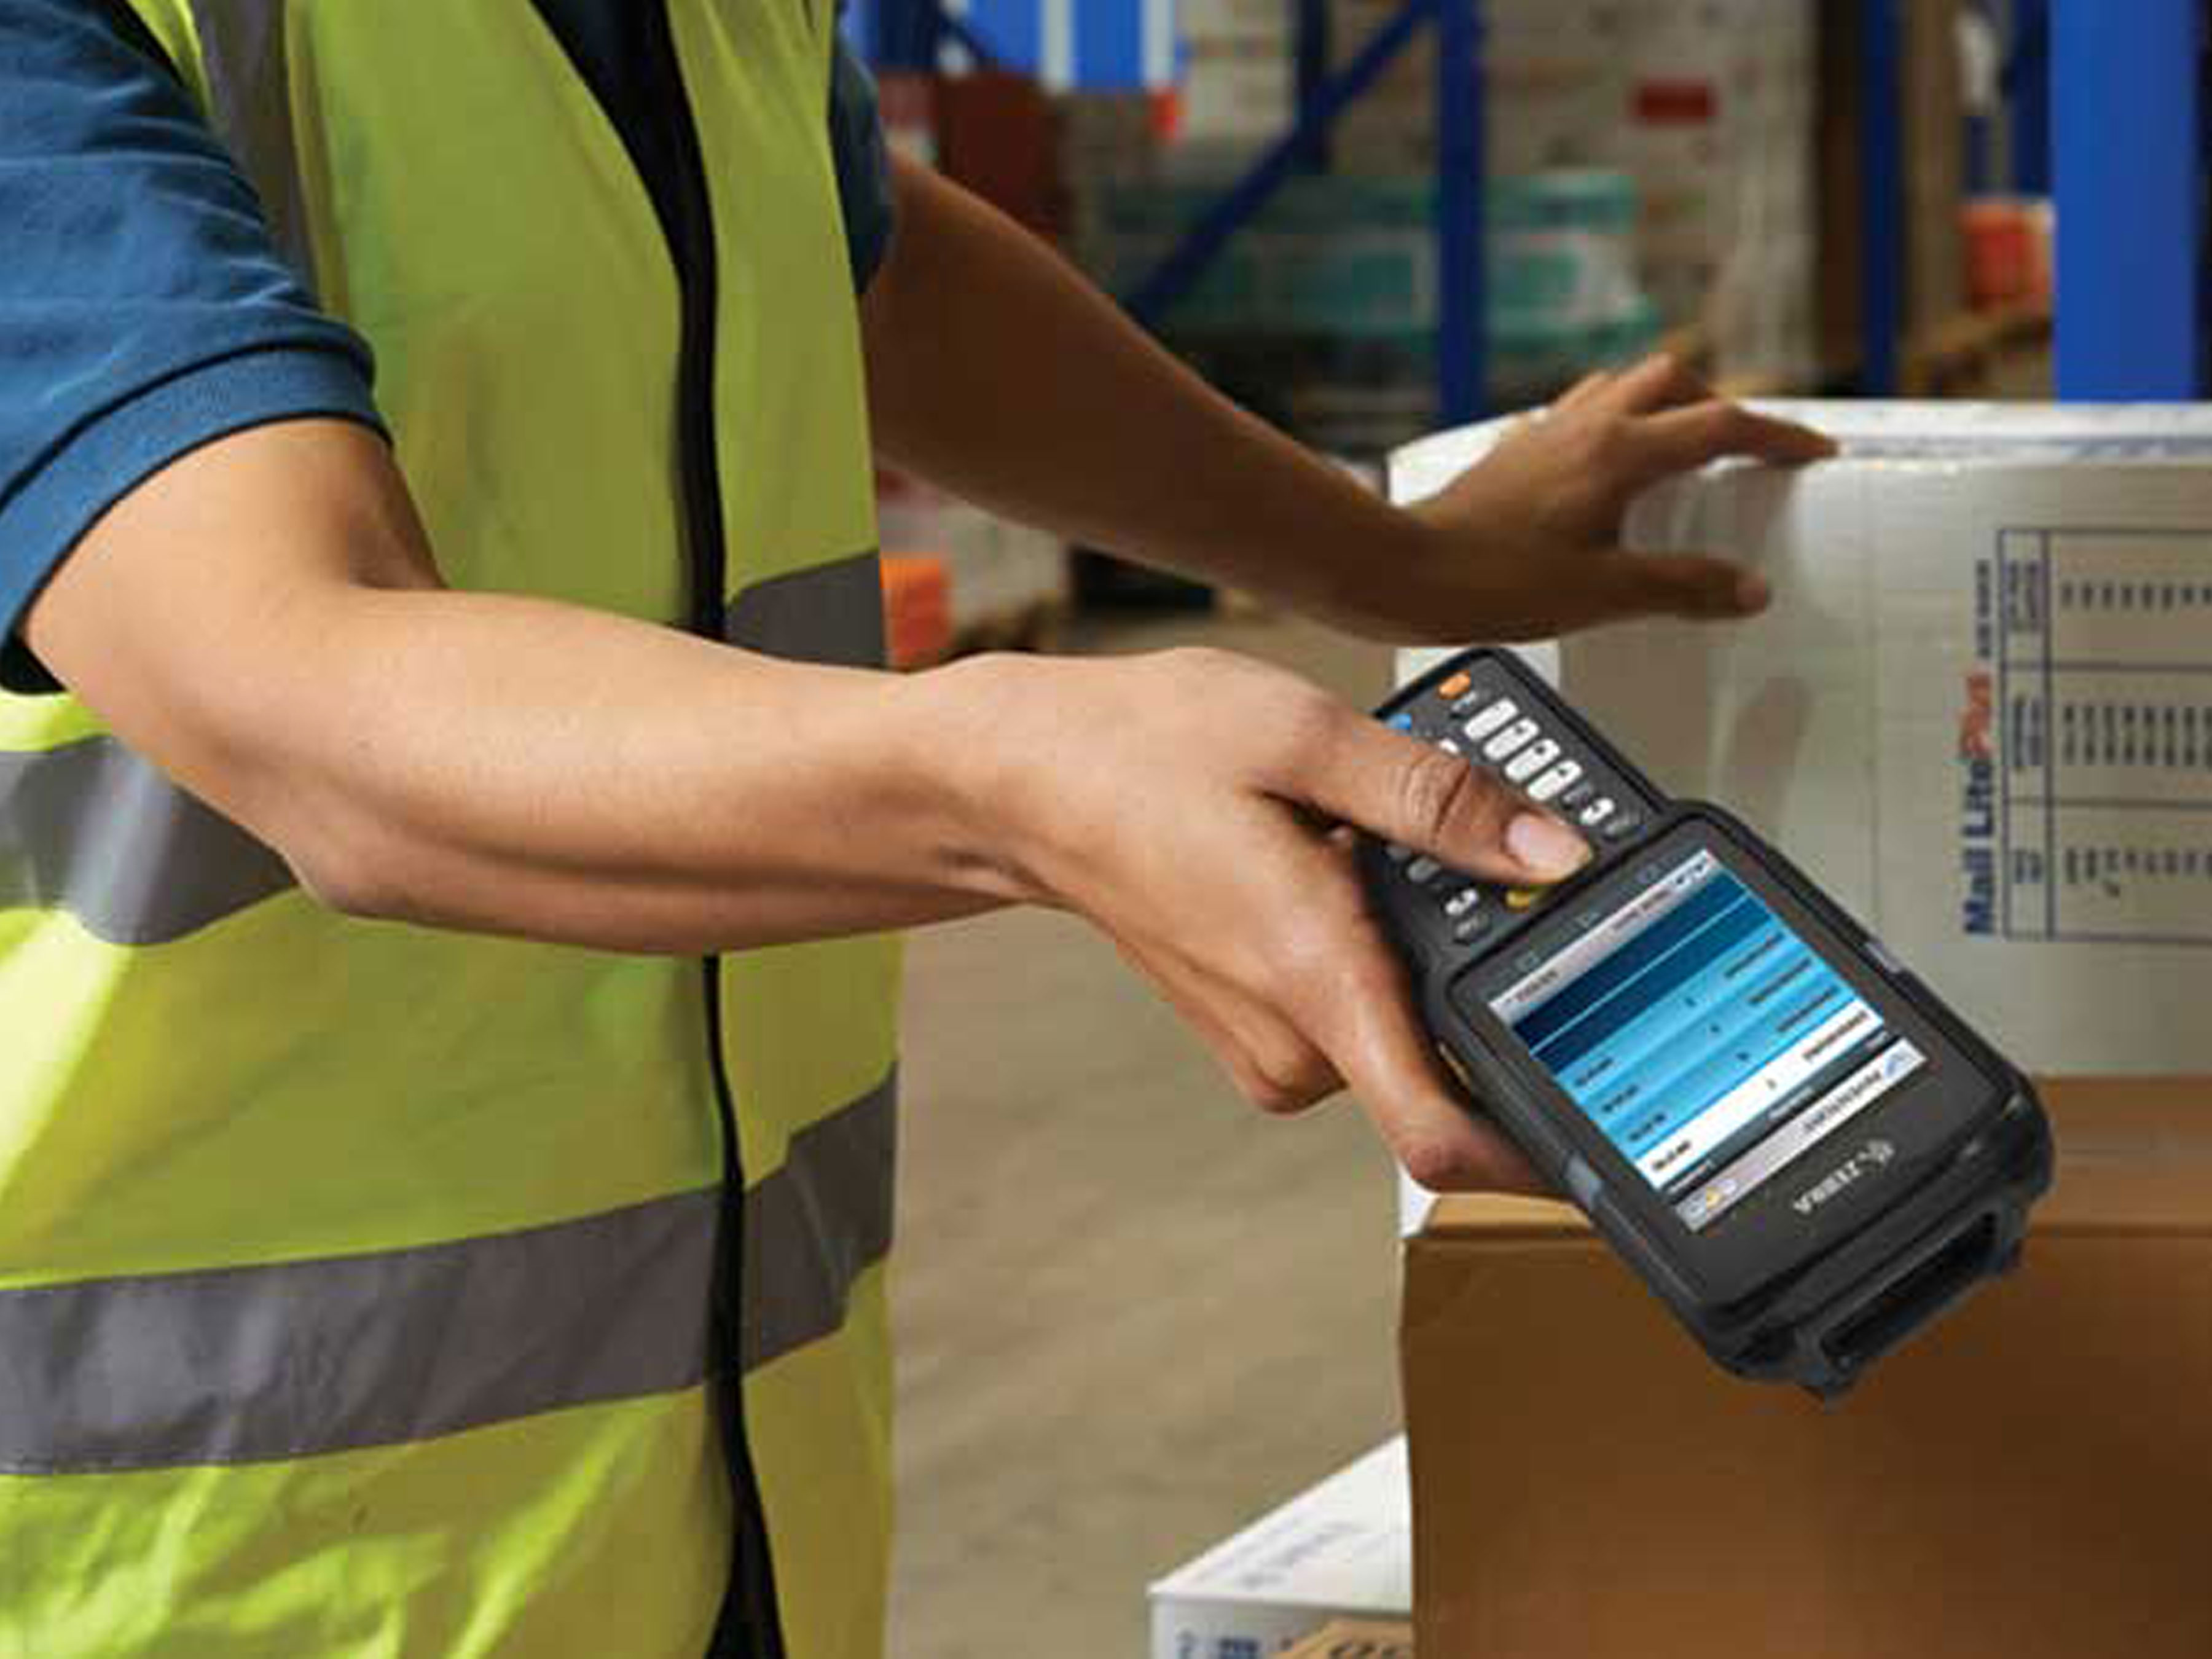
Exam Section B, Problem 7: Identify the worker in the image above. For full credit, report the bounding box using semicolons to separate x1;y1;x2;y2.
0;3;1830;1655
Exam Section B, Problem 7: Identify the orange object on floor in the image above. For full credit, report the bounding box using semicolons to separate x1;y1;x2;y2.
881;552;952;669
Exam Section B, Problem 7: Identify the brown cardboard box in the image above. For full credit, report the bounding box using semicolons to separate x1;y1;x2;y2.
1402;1079;2212;1659
1285;1620;1416;1659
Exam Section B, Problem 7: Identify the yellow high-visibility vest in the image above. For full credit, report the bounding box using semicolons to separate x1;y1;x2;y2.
0;6;899;1655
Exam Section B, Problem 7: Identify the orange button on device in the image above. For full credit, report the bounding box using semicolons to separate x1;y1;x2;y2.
1438;671;1472;699
1505;886;1545;911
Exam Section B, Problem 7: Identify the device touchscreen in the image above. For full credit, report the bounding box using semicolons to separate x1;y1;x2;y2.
1485;847;1930;1233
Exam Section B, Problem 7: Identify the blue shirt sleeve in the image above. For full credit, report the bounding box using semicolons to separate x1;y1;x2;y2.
828;37;897;294
0;0;383;693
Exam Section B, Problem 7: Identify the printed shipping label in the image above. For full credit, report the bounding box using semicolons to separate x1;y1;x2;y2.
1869;462;2212;1072
1963;528;2212;946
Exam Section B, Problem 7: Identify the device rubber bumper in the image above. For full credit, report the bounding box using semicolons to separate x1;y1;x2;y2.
1701;1089;2053;1398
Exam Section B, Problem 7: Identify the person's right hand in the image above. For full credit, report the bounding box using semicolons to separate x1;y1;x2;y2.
935;646;1591;1193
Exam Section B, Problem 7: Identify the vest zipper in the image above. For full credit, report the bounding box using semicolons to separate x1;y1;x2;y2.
629;9;791;1658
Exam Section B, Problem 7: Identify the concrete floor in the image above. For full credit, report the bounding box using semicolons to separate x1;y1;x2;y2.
888;608;1406;1658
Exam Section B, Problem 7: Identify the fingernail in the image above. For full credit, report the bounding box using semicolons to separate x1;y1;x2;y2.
1507;812;1590;880
1735;570;1772;610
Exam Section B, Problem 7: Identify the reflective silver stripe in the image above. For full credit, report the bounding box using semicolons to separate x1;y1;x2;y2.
724;551;887;669
742;1067;898;1371
0;737;296;945
187;0;315;276
0;1074;893;1472
0;1190;718;1475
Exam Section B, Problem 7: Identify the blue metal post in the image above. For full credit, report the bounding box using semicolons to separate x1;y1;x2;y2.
2005;0;2050;194
2052;0;2207;398
1294;0;1333;171
1435;0;1484;423
1858;0;1904;396
870;0;943;71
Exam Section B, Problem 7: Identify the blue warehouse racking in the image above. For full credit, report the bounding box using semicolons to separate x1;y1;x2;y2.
858;1;2211;413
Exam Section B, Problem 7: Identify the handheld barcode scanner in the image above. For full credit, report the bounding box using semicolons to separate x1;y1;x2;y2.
1362;648;2052;1398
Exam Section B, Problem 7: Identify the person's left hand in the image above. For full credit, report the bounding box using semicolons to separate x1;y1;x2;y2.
1368;353;1835;643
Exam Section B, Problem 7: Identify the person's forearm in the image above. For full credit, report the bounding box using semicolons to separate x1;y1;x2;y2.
235;589;1038;951
28;420;1021;953
861;156;1434;627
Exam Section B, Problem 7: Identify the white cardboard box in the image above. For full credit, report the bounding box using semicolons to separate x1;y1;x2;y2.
1388;401;2212;1232
1147;1440;1410;1659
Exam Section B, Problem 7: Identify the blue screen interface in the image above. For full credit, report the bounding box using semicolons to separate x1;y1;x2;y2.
1489;850;1927;1231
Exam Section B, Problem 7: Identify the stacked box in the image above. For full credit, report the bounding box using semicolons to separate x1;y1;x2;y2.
1625;0;1818;385
1078;168;1658;434
1060;87;1167;286
1327;0;1628;179
1485;168;1658;402
1059;90;1162;191
1324;0;1819;386
1147;1440;1411;1659
1081;170;1654;345
1061;0;1283;295
1403;1084;2212;1659
1171;0;1298;170
1061;0;1286;267
1083;174;1436;339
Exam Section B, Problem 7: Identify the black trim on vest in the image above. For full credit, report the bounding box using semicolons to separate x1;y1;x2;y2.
530;7;790;1657
90;0;184;85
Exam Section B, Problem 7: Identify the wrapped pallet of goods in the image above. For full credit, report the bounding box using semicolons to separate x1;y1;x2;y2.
1080;168;1657;448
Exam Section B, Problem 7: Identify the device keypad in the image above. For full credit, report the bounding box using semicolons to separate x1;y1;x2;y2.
1379;659;1662;957
1462;699;1520;740
1480;717;1540;761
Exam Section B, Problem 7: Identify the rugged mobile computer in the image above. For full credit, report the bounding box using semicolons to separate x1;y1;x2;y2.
1361;647;2053;1397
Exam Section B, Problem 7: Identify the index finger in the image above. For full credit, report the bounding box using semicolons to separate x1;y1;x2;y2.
1634;398;1837;479
1287;712;1592;887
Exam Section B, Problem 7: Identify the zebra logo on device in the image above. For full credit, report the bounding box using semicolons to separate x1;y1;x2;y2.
1793;1138;1898;1217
